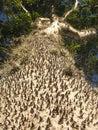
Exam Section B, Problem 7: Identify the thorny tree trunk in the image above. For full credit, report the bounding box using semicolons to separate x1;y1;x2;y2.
0;1;98;130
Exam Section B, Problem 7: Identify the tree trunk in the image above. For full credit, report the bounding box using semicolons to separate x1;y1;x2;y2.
0;1;98;130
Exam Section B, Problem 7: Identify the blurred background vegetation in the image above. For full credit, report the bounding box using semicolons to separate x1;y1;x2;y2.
0;0;98;86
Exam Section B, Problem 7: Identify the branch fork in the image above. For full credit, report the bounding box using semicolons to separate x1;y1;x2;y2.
50;0;97;39
36;0;97;40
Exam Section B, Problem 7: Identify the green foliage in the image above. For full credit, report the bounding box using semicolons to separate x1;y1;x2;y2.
55;4;66;16
62;0;98;80
67;0;98;29
64;35;98;79
7;12;32;36
1;12;33;44
0;0;65;44
70;43;80;54
32;11;41;20
68;42;81;54
0;0;3;11
0;0;33;44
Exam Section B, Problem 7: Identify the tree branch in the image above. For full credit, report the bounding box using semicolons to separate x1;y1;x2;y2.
78;28;97;39
21;4;28;13
60;22;97;39
20;3;31;16
62;0;79;21
51;5;58;22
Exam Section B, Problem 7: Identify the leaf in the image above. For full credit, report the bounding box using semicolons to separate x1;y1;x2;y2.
88;0;93;4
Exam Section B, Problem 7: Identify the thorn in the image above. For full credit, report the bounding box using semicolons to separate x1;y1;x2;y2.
39;116;43;122
70;117;73;122
58;116;64;124
45;124;51;130
66;121;69;125
37;126;41;130
46;117;52;126
31;122;35;129
30;108;34;114
34;113;38;118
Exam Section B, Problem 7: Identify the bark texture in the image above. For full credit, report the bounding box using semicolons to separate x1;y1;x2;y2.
0;28;98;130
0;0;98;129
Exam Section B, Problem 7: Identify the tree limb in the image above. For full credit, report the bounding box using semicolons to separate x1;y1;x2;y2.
21;4;28;13
60;22;97;39
94;5;98;8
78;28;97;39
20;3;31;16
51;5;58;22
62;0;79;21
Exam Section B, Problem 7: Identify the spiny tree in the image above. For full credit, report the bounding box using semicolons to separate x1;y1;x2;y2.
0;0;98;75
